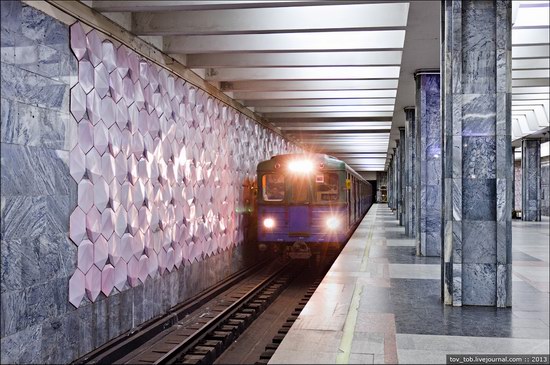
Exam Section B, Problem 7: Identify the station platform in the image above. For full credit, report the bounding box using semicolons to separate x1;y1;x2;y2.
269;204;550;364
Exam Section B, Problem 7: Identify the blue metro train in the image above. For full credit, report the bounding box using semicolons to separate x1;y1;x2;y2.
256;153;373;256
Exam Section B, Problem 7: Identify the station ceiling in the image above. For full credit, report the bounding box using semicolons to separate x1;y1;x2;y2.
88;0;549;172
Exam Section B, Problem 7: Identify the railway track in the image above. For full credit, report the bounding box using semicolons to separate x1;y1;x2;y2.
75;249;339;365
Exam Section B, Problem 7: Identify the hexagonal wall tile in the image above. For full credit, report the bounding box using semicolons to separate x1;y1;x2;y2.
70;207;87;245
166;247;175;273
70;146;86;183
101;207;115;240
86;147;102;183
120;181;134;211
94;63;110;98
78;119;94;153
102;41;117;73
78;179;94;213
86;91;103;127
133;230;145;259
134;81;145;111
94;177;109;212
109;124;122;157
86;207;102;242
132;181;145;208
110;71;123;103
128;52;140;83
114;153;128;184
115;99;129;130
147;251;158;279
85;265;102;302
101;264;115;296
109;180;121;212
78;59;94;94
116;45;129;77
101;97;116;128
127;156;139;185
121;128;132;157
86;30;103;67
108;234;121;266
138;206;151;233
77;239;94;273
114;207;127;237
127;205;139;236
138;254;148;284
122;76;134;105
101;153;116;184
125;258;139;289
132;133;144;159
94;120;109;155
114;259;127;291
71;83;87;122
94;235;109;270
120;233;134;262
70;23;87;61
69;269;86;307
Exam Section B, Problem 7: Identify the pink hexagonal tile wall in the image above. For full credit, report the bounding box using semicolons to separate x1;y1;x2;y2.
68;22;298;304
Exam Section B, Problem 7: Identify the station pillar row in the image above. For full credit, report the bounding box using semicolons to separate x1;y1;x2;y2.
441;0;513;307
414;71;442;257
404;107;417;238
522;139;542;222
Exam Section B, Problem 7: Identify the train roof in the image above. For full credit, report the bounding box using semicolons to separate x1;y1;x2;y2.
257;153;367;182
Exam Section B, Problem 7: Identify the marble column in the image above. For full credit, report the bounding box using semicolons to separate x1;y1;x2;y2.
394;143;401;220
415;71;442;257
404;108;416;237
442;0;512;307
388;155;394;209
388;155;393;209
522;139;541;221
399;127;406;226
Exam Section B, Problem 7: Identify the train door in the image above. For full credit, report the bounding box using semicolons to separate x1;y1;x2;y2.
346;173;352;228
288;175;311;236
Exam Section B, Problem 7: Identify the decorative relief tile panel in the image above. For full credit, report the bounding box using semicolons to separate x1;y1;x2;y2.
67;22;299;307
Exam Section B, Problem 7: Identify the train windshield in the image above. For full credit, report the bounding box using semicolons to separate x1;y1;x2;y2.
292;176;310;204
262;174;285;201
315;172;339;202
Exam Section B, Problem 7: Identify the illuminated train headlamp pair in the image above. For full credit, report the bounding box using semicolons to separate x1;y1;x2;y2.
262;216;341;230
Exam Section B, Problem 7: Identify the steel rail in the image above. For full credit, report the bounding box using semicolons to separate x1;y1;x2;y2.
154;263;292;365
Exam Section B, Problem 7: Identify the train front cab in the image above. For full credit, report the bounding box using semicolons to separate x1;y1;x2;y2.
257;156;372;256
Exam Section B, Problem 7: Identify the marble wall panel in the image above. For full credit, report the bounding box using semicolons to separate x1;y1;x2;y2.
404;108;416;237
521;139;541;221
415;72;442;257
542;159;549;216
514;160;521;211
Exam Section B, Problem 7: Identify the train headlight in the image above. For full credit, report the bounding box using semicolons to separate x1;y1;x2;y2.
288;159;314;173
263;218;275;229
326;217;341;230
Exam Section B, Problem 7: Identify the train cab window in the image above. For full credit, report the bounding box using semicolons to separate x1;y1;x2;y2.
315;173;339;201
292;177;310;204
262;174;285;201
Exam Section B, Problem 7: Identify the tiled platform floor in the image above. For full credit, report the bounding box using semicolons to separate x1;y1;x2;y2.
269;204;549;364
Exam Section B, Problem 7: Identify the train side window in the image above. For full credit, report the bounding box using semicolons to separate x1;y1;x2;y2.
262;174;285;201
315;172;339;201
